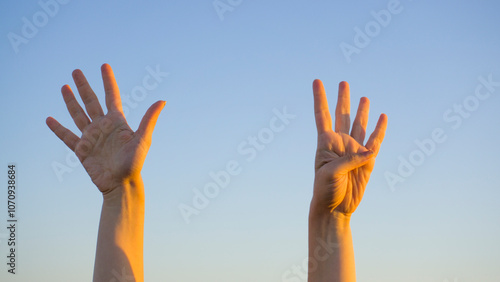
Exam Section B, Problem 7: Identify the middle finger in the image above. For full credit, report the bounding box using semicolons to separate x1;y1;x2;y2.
72;69;104;120
335;81;351;134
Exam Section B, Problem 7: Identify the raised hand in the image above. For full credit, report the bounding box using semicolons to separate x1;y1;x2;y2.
308;79;388;282
46;64;165;194
46;64;165;281
311;79;387;216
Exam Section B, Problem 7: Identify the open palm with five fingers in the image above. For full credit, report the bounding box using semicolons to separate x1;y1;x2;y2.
46;64;166;194
311;79;387;217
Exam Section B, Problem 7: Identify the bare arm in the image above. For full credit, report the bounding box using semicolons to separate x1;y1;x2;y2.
46;64;165;281
92;178;145;281
308;80;387;281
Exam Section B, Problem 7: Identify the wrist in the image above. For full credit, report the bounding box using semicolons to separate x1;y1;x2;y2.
309;203;352;237
310;211;351;227
310;193;351;219
102;176;145;206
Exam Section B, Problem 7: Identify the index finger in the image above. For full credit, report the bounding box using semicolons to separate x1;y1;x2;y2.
313;79;332;134
101;64;123;113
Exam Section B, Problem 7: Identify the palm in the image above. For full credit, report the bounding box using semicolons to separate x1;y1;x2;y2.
76;113;146;192
312;80;387;216
47;64;165;194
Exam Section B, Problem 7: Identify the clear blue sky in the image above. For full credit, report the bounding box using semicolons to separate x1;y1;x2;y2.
1;1;499;281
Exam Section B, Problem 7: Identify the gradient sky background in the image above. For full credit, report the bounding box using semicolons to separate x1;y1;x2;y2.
1;1;499;281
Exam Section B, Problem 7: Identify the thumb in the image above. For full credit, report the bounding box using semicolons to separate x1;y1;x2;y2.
334;150;375;174
136;100;166;146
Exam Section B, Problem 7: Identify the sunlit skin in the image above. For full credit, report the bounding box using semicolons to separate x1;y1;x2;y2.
46;64;165;282
308;80;387;282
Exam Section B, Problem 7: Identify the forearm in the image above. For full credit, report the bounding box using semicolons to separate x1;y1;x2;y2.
308;206;356;282
93;177;145;282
